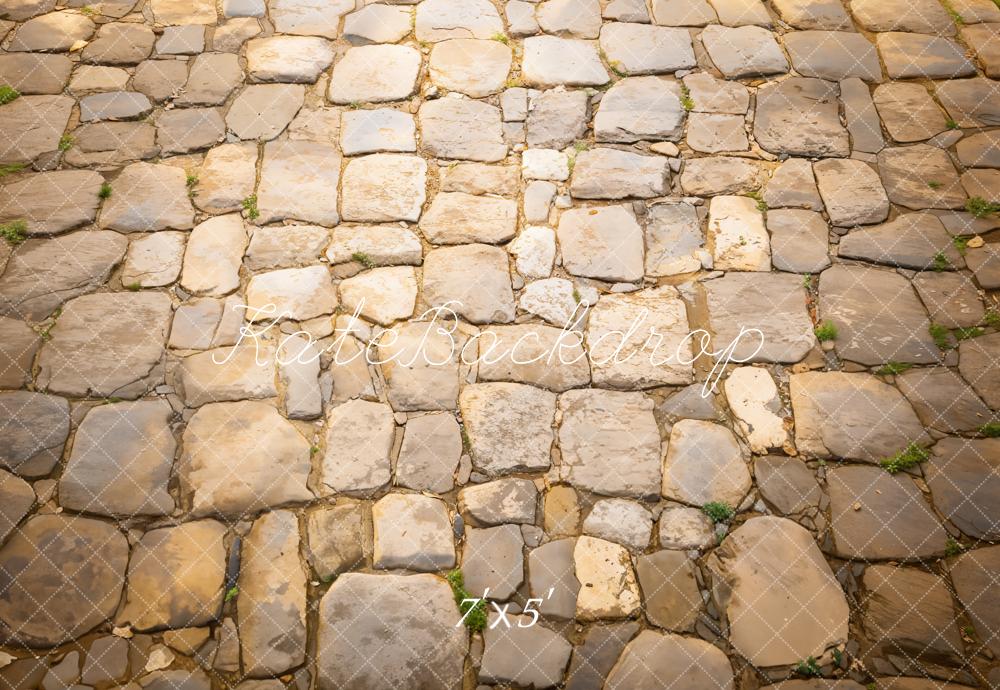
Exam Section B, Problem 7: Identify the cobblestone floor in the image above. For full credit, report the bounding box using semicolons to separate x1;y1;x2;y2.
1;0;1000;688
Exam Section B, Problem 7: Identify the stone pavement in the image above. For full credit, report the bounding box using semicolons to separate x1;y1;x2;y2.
0;0;999;688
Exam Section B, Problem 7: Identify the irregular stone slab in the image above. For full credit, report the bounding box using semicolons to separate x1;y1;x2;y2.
9;10;94;52
877;32;975;79
476;323;591;390
0;95;73;164
117;520;226;631
559;389;661;498
419;98;507;162
462;524;524;598
680;156;763;195
701;24;788;78
150;0;215;23
176;53;242;107
321;399;394;495
414;0;504;41
936;77;1000;127
326;224;422;266
959;332;1000;409
683;71;750;113
0;53;71;94
754;455;821;516
429;38;511;97
703;272;815;363
526;89;589;149
246;35;333;83
82;22;154;64
132;58;188;103
570;148;668;199
340;108;416;155
635;551;700;631
180;401;313;517
644;201;704;276
378;320;462;411
305;502;368;578
339;266;416;325
791;371;929;461
765;159;823;211
176;344;276;407
341;153;426;222
583;498;653;551
226;84;304;141
725;366;788;452
587;286;693;388
659;506;718;549
0;470;33;545
481;613;571;686
270;0;352;38
343;4;412;44
874;82;948;143
316;573;467;689
255;139;341;226
59;400;174;517
966;243;1000;290
771;0;852;28
522;36;609;87
440;162;520;195
422;243;514;323
594;76;685;143
951;546;1000;657
245;224;328;271
650;0;718;25
767;209;830;273
662;419;750;506
840;76;886;153
536;0;601;37
754;78;849;157
686;112;748;152
329;44;421;103
574;536;641;619
459;478;537;525
783;31;881;81
828;466;947;560
180;214;247;297
420;192;516;244
865;566;965;662
193;143;257;214
246;265;338;322
707;194;770;271
556;205;644;282
925;438;1000;540
707;517;848;666
0;317;39;389
818;264;939;365
0;515;128;647
36;292;170;398
460;382;556;474
605;630;734;689
0;391;69;477
839;213;962;270
510;226;556;278
598;23;695;74
852;0;955;34
239;510;307;676
0;0;57;21
528;537;580;618
898;367;991;433
100;161;194;231
813;158;888;225
157;24;206;54
80;91;151;122
877;144;967;210
396;412;460;493
373;493;454;571
156;108;225;154
0;170;102;237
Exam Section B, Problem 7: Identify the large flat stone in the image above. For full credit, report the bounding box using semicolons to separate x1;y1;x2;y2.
594;76;685;143
813;158;889;225
522;36;609;87
877;32;975;79
99;161;194;231
321;399;394;495
605;630;734;689
460;382;556;475
329;44;421;103
598;22;695;74
429;38;511;97
255;140;341;226
422;243;515;323
373;493;454;571
341;153;426;222
925;438;1000;541
838;213;962;270
418;98;507;162
0;391;68;478
701;24;788;77
0;95;73;164
754;78;849;157
570;148;669;199
783;30;881;81
662;419;751;507
877;144;966;210
556;205;644;282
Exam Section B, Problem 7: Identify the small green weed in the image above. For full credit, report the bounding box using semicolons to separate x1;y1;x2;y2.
679;83;695;111
795;657;821;677
0;85;19;105
446;569;487;632
880;443;929;474
0;163;25;177
928;180;942;189
985;310;1000;328
875;361;912;376
58;134;73;151
124;282;141;291
945;538;965;557
242;194;259;220
351;251;376;269
932;251;950;271
966;196;1000;218
953;235;970;255
954;326;984;341
929;322;952;350
946;117;961;129
980;422;1000;437
814;321;837;342
702;501;734;523
224;586;239;602
0;219;27;245
98;182;112;199
491;32;509;45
